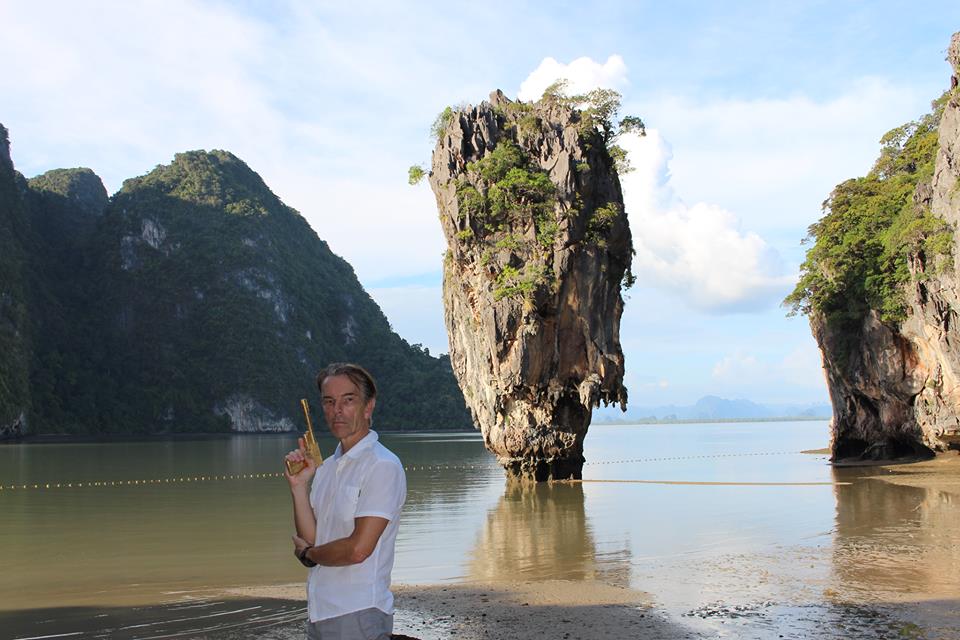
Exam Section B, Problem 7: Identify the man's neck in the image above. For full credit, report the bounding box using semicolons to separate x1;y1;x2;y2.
339;427;371;453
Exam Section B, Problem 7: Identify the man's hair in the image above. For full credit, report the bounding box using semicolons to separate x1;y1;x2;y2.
316;363;378;403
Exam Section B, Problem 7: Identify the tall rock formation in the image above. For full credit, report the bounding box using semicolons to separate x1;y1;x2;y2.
429;90;633;480
796;33;960;461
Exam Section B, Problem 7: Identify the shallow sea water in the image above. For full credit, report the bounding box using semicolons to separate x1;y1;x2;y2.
1;421;959;638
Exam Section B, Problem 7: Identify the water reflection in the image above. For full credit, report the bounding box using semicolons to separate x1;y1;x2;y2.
831;464;960;602
468;481;632;586
0;433;504;608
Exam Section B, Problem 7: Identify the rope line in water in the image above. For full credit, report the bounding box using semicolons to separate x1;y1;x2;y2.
0;450;813;491
562;479;847;487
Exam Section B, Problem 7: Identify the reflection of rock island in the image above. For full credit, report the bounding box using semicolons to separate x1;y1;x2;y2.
469;482;631;586
831;463;960;603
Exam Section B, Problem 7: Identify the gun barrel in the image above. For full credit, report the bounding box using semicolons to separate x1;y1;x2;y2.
300;398;322;463
300;398;315;436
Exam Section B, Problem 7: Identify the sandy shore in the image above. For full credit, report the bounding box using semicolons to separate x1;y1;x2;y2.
213;580;696;640
209;578;958;640
4;576;956;639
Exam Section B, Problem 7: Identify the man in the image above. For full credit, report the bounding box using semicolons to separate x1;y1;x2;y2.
285;363;407;640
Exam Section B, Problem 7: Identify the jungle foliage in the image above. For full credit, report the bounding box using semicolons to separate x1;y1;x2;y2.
411;86;639;301
0;125;32;430
453;140;558;301
785;92;955;325
539;79;645;175
0;146;471;435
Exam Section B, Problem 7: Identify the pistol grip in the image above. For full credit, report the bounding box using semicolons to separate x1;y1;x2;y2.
285;458;307;475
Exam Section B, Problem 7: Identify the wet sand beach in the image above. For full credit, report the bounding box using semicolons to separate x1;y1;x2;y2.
219;580;960;640
6;576;954;640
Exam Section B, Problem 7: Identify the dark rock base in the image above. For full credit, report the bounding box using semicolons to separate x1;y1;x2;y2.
503;454;585;481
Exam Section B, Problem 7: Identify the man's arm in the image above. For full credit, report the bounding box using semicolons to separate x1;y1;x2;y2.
285;438;318;544
293;516;389;566
290;485;317;544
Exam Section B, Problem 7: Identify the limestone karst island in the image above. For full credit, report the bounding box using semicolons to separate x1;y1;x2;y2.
426;88;637;481
787;32;960;464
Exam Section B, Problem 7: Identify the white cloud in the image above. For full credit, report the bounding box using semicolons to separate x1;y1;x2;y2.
633;78;929;236
0;1;452;286
712;352;764;381
712;344;826;392
620;130;796;312
780;343;828;388
517;55;628;102
515;56;793;312
641;379;671;390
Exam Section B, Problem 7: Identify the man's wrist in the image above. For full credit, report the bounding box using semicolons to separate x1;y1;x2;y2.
298;545;317;568
290;482;311;499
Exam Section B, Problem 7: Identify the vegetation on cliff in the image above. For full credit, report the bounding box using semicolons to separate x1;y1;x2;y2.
0;125;32;433
537;80;645;175
414;85;641;300
785;92;955;324
0;136;471;436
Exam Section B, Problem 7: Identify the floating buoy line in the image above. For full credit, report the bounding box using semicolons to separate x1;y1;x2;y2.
0;450;813;492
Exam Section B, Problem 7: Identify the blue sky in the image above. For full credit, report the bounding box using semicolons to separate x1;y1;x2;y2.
3;1;959;407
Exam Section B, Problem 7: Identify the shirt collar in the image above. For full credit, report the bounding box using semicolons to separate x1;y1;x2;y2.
332;429;379;461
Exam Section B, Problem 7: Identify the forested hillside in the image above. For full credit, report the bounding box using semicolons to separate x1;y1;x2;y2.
0;129;470;436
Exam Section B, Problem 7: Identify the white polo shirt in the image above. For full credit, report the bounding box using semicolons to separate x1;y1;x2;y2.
306;430;406;622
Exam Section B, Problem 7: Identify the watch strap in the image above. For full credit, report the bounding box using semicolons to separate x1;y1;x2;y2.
298;545;317;568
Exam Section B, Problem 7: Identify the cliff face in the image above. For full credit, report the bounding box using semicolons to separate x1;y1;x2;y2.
812;33;960;461
22;167;109;437
0;124;31;437
429;91;632;480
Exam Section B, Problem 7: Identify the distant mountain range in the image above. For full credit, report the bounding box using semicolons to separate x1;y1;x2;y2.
593;395;831;423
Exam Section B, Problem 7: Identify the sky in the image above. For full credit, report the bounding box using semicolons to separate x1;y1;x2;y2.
3;1;959;408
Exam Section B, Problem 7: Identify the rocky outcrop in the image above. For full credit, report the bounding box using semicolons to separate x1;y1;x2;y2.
214;394;295;432
815;33;960;461
29;167;108;220
429;91;632;480
0;124;32;439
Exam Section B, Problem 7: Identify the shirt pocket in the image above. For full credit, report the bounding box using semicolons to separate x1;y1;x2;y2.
335;483;361;522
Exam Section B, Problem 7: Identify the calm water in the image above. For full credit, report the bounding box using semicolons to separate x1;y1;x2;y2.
2;421;959;637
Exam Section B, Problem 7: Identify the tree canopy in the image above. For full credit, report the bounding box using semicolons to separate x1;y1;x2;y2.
785;92;954;325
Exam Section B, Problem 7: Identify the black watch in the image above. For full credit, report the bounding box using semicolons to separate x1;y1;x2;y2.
298;545;317;568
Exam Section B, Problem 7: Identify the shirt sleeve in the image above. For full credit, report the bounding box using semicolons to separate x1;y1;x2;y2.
355;459;406;521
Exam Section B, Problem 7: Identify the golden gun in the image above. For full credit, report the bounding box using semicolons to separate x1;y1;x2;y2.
285;398;323;475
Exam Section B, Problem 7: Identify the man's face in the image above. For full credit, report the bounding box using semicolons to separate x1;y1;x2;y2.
320;374;374;451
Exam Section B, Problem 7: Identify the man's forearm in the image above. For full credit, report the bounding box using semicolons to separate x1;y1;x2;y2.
291;487;317;543
302;516;389;567
304;535;369;567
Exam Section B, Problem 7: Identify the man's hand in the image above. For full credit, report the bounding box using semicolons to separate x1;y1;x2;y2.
292;534;316;567
292;534;310;556
284;437;318;489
